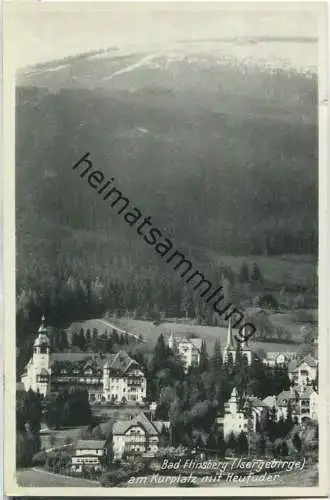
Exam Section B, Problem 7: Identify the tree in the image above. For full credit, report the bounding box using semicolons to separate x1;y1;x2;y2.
210;340;223;379
153;334;167;370
71;331;79;347
251;263;263;283
16;389;42;467
236;431;249;454
86;329;92;344
216;433;226;457
238;262;250;283
159;425;170;448
301;325;316;345
58;330;69;350
227;432;236;450
199;340;209;373
293;294;306;309
285;401;293;432
292;432;302;453
255;433;266;455
45;389;92;429
259;294;279;311
77;329;86;350
16;389;42;434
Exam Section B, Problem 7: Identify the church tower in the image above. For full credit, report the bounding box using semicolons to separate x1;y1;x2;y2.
228;387;239;414
103;360;111;400
32;315;51;396
240;325;253;365
223;318;236;364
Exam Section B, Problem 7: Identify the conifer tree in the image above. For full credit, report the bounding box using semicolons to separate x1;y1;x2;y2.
85;329;91;344
217;433;226;457
199;340;209;372
237;431;249;454
211;339;223;377
227;431;236;451
292;432;302;453
238;262;250;283
251;263;263;283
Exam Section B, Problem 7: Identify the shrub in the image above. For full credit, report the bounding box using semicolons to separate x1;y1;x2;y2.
100;469;129;486
32;450;47;467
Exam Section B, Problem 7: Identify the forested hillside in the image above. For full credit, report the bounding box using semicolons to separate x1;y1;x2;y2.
16;41;318;369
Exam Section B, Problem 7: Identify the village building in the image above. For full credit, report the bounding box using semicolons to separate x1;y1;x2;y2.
168;333;202;372
21;316;147;402
168;320;254;372
262;385;318;424
112;412;167;460
288;354;318;387
71;440;108;473
221;387;250;439
263;351;297;367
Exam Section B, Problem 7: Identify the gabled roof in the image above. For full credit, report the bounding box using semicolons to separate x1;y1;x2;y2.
276;390;298;405
266;351;297;361
299;385;316;398
110;350;136;374
52;352;96;363
34;333;50;347
189;338;202;351
289;354;318;373
263;395;277;408
301;354;318;368
76;440;107;450
173;336;202;351
51;350;141;376
39;368;50;376
113;412;160;437
247;396;267;408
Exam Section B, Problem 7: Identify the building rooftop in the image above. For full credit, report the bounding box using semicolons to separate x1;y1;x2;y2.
288;354;318;372
113;412;160;437
51;350;139;376
75;440;107;450
33;333;50;347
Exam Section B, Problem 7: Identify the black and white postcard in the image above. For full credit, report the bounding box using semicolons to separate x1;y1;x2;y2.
3;1;329;496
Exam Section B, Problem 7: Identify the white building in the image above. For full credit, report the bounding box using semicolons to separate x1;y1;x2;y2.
112;412;165;460
168;333;202;372
21;316;147;402
21;316;52;397
263;386;318;424
263;352;297;367
71;440;108;473
217;389;268;439
223;388;249;439
288;354;318;387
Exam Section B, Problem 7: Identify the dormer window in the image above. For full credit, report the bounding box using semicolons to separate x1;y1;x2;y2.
60;369;67;375
85;368;93;375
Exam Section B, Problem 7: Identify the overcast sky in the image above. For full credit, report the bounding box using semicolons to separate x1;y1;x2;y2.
6;2;320;70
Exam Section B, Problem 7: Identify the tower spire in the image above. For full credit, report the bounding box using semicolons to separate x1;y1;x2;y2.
226;318;233;348
39;314;46;333
241;324;247;349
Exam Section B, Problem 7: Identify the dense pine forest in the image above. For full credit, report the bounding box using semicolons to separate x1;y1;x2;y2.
16;45;318;374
